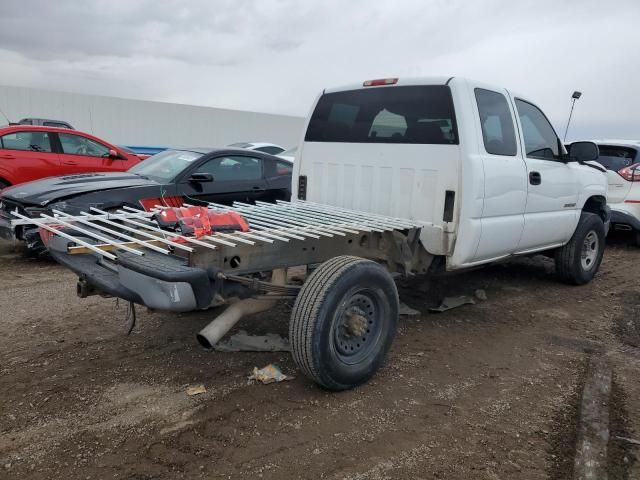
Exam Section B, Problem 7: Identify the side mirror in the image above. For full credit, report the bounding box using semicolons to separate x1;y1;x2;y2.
568;141;599;162
188;172;214;183
108;149;125;159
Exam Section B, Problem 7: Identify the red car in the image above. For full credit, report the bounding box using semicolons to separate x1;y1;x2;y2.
0;125;141;189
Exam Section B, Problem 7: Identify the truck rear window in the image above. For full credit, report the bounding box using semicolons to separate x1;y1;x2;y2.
305;85;458;144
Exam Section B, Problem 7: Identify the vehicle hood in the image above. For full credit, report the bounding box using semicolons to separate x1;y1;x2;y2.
0;172;157;206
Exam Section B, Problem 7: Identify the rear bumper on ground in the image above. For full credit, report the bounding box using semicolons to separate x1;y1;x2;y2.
47;234;213;312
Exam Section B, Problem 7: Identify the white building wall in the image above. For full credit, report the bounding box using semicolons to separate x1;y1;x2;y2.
0;85;304;149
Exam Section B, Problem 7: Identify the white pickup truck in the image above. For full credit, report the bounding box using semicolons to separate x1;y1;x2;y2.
14;76;609;391
295;76;609;277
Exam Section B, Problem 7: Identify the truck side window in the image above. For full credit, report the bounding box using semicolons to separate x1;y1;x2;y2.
515;99;560;160
475;88;517;156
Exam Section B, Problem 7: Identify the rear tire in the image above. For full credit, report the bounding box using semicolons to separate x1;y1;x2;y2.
555;212;605;285
289;256;398;391
634;230;640;248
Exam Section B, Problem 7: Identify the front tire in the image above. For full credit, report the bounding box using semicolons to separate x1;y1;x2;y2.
289;256;399;391
555;212;605;285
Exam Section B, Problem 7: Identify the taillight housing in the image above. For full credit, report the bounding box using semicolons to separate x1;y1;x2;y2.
618;163;640;182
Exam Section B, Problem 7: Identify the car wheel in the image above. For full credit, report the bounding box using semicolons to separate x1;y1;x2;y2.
0;180;9;191
555;212;605;285
289;255;398;391
634;230;640;248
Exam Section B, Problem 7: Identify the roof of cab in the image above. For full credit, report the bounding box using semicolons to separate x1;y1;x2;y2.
320;76;542;106
323;76;455;94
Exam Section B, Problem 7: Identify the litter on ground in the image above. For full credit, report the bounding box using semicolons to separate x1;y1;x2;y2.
429;295;476;313
249;364;294;384
186;384;207;396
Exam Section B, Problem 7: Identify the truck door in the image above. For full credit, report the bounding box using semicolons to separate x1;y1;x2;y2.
512;98;580;251
469;86;527;262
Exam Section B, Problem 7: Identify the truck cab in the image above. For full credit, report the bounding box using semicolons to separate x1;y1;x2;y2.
293;77;608;273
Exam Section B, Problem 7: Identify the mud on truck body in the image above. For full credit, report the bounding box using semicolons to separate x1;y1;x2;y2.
10;77;609;390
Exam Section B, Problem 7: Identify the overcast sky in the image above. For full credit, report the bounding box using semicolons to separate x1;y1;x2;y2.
1;0;639;140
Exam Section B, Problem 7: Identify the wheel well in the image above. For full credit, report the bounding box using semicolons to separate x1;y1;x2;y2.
582;195;607;221
0;177;11;187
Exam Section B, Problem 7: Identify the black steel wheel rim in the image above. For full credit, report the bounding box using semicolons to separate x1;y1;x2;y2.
333;289;383;365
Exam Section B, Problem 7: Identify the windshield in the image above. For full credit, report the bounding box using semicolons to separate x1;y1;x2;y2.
128;150;203;182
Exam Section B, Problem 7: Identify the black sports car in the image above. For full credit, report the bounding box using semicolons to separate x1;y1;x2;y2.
0;147;293;252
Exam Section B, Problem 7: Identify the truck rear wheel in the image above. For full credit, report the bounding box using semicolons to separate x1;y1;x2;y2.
554;212;605;285
289;255;398;391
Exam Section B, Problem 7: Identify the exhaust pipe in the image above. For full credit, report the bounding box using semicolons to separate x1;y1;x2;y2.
196;269;286;349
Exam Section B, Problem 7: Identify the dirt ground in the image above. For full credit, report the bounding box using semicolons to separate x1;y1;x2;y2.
1;235;639;479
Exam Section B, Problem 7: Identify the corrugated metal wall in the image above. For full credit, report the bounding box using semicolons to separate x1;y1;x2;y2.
0;85;304;149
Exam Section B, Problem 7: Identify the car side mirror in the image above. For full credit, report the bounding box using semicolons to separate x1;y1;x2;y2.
108;149;125;159
568;141;599;162
189;172;214;183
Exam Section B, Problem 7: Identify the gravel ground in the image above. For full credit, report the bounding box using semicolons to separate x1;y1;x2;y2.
0;237;639;479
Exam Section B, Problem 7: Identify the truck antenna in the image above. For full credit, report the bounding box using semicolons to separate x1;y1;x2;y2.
563;91;582;142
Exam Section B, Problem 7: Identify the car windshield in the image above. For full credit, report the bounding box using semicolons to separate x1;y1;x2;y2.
128;150;203;182
595;145;637;171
